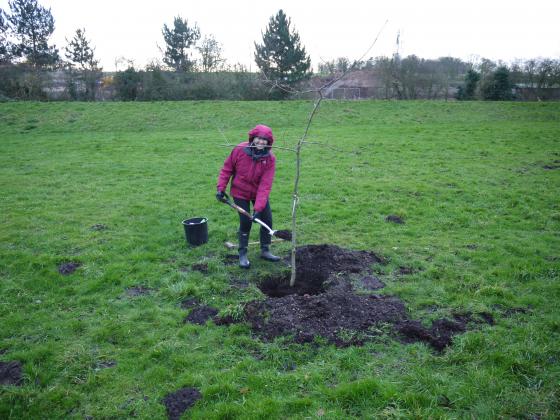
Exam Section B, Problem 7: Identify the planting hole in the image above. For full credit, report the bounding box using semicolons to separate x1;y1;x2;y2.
257;273;327;298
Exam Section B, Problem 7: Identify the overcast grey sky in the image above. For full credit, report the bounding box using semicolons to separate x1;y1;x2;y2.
3;0;560;70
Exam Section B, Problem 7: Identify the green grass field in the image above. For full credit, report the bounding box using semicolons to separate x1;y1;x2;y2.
1;100;559;419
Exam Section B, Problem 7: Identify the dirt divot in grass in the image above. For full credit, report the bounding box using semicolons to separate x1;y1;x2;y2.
162;387;201;420
220;245;493;350
398;312;494;351
223;254;239;266
90;223;108;231
58;262;81;275
184;306;218;325
0;361;23;386
180;297;200;309
543;160;560;170
397;266;416;275
191;263;208;274
386;214;405;224
397;318;467;351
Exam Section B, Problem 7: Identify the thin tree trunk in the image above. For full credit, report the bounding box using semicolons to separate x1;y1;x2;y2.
290;92;323;286
288;22;386;286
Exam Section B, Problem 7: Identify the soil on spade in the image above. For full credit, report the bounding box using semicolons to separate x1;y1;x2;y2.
220;244;493;351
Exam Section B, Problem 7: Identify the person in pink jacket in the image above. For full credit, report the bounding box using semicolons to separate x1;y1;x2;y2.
216;124;280;268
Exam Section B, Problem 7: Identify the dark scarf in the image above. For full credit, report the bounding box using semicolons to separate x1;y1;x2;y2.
244;144;270;161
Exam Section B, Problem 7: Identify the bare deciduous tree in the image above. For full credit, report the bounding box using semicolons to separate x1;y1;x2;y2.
285;21;388;286
197;35;224;72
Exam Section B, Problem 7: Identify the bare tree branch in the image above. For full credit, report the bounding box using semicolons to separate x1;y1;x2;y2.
217;126;232;145
288;21;388;287
218;144;297;153
317;20;389;93
290;89;324;286
301;141;345;153
214;21;388;288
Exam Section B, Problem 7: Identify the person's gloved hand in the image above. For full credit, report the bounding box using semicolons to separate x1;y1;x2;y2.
216;190;226;202
252;210;263;221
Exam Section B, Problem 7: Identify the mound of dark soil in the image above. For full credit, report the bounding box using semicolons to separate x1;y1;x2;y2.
184;306;218;325
219;244;493;351
360;275;385;290
0;361;23;386
260;245;384;298
292;244;385;283
162;387;201;420
90;223;108;231
58;262;81;275
245;282;407;346
258;274;324;297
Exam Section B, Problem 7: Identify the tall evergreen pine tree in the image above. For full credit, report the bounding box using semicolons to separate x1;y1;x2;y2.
162;16;200;72
254;9;311;95
7;0;58;67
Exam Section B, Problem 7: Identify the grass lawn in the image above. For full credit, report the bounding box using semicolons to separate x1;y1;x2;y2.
1;99;559;418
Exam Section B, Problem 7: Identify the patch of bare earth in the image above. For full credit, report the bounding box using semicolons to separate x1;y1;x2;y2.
0;361;23;386
543;160;560;170
191;263;208;274
162;387;201;420
184;306;218;325
218;244;493;351
386;215;405;224
58;262;81;275
360;275;385;290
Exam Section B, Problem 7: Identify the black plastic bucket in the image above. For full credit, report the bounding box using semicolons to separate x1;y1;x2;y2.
182;217;208;246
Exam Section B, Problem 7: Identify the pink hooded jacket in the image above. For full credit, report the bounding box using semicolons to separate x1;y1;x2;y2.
217;125;276;212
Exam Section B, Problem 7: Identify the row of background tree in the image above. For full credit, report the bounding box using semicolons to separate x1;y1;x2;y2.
1;0;559;101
